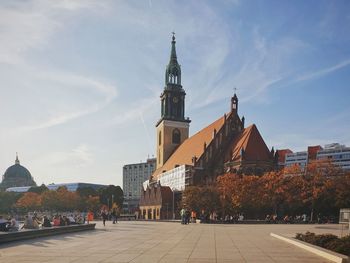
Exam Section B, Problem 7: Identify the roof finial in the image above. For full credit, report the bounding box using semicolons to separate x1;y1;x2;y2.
15;152;20;165
172;31;175;41
234;86;238;94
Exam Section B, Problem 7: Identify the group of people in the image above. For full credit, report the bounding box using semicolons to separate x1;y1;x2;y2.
21;213;86;229
180;208;196;224
0;212;88;232
100;208;118;226
0;215;19;232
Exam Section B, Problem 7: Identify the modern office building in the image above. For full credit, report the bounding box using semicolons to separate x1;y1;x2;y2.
317;143;350;170
285;151;309;169
6;182;107;193
123;158;156;212
283;143;350;171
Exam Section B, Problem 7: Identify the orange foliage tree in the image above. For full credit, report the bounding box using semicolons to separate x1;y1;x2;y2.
15;192;42;211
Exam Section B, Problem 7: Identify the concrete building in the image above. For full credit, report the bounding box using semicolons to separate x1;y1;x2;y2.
6;182;107;193
317;143;350;170
283;143;350;171
123;158;156;212
285;151;308;169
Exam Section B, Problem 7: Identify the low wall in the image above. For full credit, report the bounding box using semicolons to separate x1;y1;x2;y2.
0;223;96;244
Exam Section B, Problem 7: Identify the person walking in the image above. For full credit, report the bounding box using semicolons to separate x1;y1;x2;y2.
101;209;108;227
87;211;94;224
180;207;186;224
111;208;117;224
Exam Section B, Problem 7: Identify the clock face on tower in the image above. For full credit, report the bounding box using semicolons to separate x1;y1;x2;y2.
173;97;178;103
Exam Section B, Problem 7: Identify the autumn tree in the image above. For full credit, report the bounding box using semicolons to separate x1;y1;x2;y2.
182;186;220;215
15;192;42;211
28;184;49;194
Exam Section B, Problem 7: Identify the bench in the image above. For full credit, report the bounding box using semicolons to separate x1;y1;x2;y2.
0;223;96;244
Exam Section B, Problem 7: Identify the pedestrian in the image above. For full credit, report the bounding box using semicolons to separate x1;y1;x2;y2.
87;211;94;224
180;207;186;224
111;208;117;224
101;210;108;226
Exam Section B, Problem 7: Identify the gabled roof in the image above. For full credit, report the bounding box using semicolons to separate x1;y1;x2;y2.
152;114;271;180
276;149;293;163
227;124;271;162
152;114;228;179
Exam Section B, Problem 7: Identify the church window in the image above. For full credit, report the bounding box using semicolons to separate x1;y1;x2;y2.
159;131;161;145
172;129;181;144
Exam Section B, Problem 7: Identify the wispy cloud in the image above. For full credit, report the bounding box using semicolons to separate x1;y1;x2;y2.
295;59;350;82
0;0;108;65
36;144;94;168
19;70;117;131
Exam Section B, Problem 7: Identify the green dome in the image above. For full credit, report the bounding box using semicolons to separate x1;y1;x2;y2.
0;154;36;190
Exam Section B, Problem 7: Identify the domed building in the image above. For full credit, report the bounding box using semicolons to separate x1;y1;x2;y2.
0;154;36;190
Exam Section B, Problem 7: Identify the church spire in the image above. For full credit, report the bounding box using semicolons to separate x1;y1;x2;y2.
15;152;20;165
165;32;181;86
170;32;178;63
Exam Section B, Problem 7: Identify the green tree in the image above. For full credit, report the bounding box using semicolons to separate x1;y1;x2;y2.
28;184;49;194
99;185;124;209
0;191;22;213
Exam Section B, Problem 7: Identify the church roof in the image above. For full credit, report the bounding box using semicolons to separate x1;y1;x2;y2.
153;115;271;180
153;113;229;179
226;124;271;162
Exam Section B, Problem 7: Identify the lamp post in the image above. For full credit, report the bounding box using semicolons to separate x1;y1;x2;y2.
165;203;169;220
112;194;114;208
172;190;175;220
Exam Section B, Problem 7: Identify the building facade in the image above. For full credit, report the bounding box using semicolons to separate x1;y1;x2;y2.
6;182;107;193
123;158;156;212
282;143;350;171
317;143;350;170
140;35;276;219
156;33;191;169
0;154;36;190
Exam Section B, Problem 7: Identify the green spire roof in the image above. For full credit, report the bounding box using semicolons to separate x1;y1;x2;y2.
165;32;181;86
169;32;178;64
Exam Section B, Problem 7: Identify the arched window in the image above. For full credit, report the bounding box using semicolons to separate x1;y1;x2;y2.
159;131;161;146
172;129;181;144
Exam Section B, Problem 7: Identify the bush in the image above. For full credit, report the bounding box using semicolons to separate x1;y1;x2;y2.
295;232;350;256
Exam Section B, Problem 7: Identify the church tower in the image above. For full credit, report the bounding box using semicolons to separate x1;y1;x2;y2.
156;34;191;169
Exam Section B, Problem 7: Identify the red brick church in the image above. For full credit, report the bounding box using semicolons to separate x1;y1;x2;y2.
139;35;277;219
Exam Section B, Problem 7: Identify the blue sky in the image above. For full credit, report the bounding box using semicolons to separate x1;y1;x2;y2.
0;0;349;187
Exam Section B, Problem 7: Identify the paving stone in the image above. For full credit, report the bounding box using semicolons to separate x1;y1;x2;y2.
0;221;340;262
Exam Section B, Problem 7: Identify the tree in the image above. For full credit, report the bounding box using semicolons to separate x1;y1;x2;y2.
0;191;22;213
41;187;81;212
182;185;220;215
99;185;123;209
77;186;97;198
28;184;49;194
15;192;42;211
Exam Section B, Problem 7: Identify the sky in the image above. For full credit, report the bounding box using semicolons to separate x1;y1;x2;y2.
0;0;350;187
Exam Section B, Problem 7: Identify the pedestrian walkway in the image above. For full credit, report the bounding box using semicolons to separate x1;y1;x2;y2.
0;221;342;262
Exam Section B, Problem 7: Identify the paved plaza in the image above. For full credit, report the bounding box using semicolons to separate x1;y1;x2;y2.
0;221;345;262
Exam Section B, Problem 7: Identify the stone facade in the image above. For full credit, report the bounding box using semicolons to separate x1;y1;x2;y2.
139;183;173;220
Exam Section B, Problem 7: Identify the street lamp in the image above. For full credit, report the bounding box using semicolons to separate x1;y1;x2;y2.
165;203;169;220
172;190;175;220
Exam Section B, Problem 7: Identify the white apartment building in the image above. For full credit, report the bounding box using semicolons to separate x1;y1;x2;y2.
123;158;156;211
317;143;350;170
284;143;350;171
285;151;308;169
